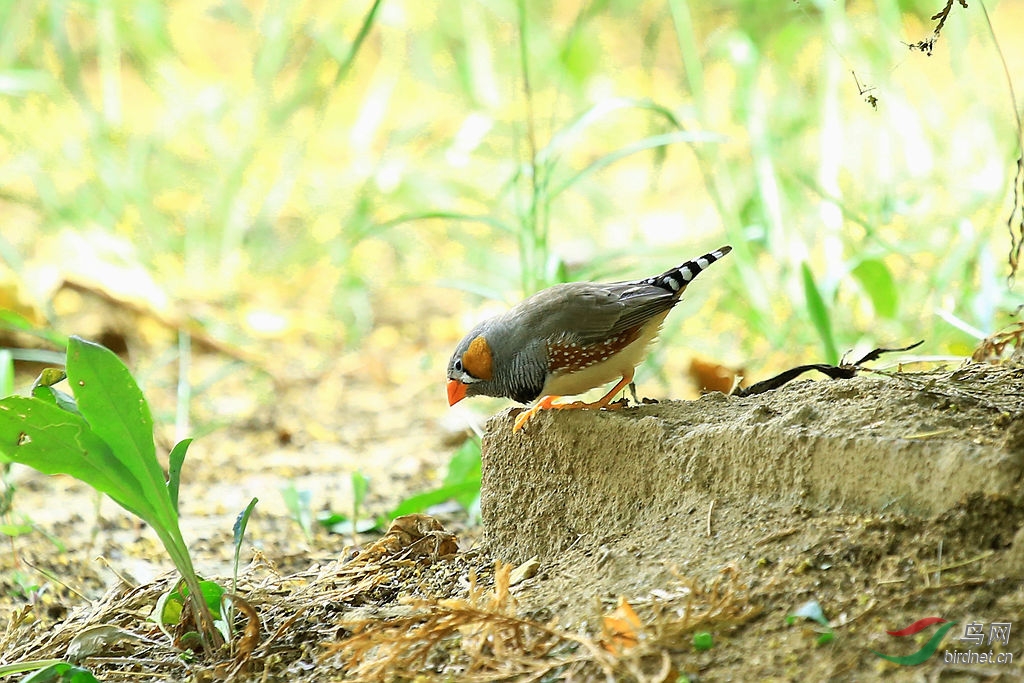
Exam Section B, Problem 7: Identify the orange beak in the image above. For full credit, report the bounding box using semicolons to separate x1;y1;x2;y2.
447;379;468;406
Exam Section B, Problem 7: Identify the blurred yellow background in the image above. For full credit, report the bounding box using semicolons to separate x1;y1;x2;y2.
1;0;1022;396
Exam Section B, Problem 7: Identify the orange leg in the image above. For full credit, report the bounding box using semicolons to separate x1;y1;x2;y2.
512;370;635;432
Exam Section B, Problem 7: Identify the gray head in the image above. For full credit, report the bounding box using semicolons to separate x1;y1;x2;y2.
446;314;547;406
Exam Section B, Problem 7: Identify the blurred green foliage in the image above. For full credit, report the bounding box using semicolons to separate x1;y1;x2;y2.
0;0;1021;368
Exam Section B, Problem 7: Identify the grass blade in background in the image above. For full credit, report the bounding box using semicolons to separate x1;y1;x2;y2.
801;262;839;365
233;497;259;589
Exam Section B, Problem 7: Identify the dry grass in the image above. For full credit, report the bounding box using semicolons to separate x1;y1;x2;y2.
1;514;760;682
322;560;760;683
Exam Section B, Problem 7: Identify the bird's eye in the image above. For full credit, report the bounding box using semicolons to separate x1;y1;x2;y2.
454;359;463;373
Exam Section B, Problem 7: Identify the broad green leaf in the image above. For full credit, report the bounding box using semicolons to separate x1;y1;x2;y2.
851;258;898;319
167;438;192;515
156;579;225;626
800;263;839;365
444;439;481;485
0;396;150;521
317;512;383;535
316;511;349;528
64;337;174;525
188;579;226;615
65;336;158;472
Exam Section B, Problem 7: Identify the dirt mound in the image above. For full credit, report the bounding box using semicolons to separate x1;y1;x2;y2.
480;365;1024;680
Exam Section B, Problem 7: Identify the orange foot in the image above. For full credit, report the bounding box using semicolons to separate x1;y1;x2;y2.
512;373;633;432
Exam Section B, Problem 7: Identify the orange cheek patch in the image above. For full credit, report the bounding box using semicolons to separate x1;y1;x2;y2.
463;335;493;380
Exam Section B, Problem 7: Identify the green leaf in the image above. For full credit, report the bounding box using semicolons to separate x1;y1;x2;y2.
2;338;210;645
65;337;165;501
0;521;34;536
317;511;383;535
280;483;313;541
0;309;66;347
20;662;100;682
233;497;259;585
389;477;482;518
31;368;67;390
351;470;369;511
153;585;183;639
800;263;839;365
156;579;226;625
851;258;898;319
0;660;65;678
167;438;193;515
443;439;482;509
189;579;226;615
30;384;78;414
0;396;150;521
444;439;481;485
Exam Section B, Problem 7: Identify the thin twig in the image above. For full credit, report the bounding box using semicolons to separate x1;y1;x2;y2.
706;499;715;537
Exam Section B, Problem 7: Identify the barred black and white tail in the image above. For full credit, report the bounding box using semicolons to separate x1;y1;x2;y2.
643;245;732;295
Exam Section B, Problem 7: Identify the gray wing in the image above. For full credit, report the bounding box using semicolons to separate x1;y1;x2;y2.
508;281;678;346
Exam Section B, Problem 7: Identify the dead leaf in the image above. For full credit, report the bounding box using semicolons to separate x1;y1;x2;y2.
601;596;643;653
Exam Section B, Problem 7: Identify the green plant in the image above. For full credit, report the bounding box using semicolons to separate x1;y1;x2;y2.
280;481;314;543
152;497;259;649
317;471;385;538
390;437;482;522
0;336;221;652
0;660;98;682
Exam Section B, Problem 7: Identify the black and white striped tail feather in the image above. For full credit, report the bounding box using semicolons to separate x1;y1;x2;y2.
642;245;732;295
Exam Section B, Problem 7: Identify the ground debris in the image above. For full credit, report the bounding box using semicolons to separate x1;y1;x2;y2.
322;561;761;682
0;515;485;682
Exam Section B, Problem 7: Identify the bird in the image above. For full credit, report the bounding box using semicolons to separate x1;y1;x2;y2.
446;245;733;432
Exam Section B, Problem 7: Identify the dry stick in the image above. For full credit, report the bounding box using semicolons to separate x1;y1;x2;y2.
21;558;91;601
754;527;799;547
706;499;715;537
